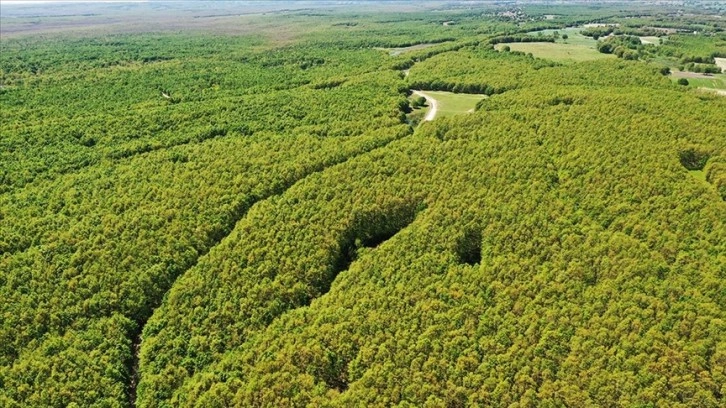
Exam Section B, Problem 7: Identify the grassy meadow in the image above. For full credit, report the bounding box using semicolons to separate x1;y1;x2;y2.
497;39;615;62
424;91;488;117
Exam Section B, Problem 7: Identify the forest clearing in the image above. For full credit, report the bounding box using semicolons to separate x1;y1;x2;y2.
495;41;613;62
670;70;726;92
378;43;447;56
416;91;487;118
639;36;661;45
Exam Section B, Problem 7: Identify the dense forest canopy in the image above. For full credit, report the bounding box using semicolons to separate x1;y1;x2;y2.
1;1;724;407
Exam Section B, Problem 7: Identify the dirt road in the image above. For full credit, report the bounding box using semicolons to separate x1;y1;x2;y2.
412;90;438;121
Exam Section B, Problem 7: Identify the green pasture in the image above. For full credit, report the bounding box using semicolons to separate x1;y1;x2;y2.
425;91;488;117
527;27;596;47
496;41;614;62
671;73;726;90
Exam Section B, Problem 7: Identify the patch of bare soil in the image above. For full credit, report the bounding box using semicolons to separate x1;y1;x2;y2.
700;88;726;97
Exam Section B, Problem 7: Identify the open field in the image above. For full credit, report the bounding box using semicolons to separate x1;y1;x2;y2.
501;26;610;62
0;8;325;43
583;23;619;28
378;42;449;56
0;0;442;38
684;77;726;89
419;91;487;118
671;71;726;89
527;27;596;47
639;36;661;45
496;41;614;62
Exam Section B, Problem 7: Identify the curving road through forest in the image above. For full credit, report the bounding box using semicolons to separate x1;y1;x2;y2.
412;90;438;121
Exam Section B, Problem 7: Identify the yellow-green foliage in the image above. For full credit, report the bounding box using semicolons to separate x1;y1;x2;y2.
1;5;725;408
705;156;726;200
139;67;725;407
659;34;726;61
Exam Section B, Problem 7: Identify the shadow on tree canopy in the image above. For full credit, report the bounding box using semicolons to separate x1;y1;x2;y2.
326;201;426;297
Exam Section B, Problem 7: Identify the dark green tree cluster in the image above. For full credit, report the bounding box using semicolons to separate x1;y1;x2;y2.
488;35;556;45
597;35;645;60
406;46;558;95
